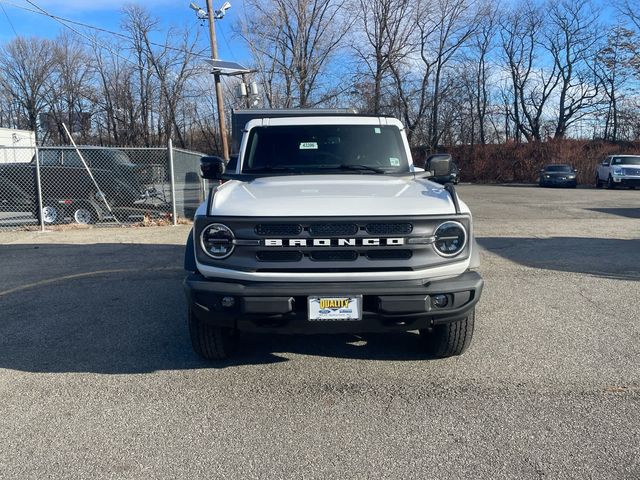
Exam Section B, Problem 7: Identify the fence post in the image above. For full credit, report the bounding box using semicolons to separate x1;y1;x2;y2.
168;138;178;226
33;145;45;232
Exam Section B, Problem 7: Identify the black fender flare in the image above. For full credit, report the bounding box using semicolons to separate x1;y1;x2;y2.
184;228;197;272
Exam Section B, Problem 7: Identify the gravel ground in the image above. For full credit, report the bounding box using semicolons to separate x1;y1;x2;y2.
0;184;638;479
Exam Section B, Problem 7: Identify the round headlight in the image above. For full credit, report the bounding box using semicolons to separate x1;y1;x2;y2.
433;221;467;257
201;223;235;259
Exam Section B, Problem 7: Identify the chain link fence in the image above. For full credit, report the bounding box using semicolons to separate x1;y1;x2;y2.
0;142;206;231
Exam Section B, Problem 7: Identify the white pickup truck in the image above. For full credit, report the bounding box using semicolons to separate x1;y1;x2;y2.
184;114;483;360
595;155;640;189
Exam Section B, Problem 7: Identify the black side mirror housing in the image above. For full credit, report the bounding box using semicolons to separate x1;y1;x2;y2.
200;156;226;180
426;154;452;177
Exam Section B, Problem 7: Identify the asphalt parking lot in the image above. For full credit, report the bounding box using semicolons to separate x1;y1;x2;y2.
0;184;638;479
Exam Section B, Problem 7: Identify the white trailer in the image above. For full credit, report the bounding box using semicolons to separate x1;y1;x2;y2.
0;128;36;164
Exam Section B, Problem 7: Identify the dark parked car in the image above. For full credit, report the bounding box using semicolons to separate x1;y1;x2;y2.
0;147;145;203
0;147;152;224
539;164;577;188
425;154;460;185
0;175;93;224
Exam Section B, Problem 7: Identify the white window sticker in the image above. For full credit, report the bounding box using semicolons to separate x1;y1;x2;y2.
374;128;381;134
299;142;318;150
389;157;400;166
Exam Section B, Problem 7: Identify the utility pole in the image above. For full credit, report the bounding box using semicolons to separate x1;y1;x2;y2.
205;0;230;161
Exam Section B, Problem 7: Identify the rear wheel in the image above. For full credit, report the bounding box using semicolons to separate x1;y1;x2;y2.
595;174;602;188
188;308;237;360
72;205;96;225
420;308;475;358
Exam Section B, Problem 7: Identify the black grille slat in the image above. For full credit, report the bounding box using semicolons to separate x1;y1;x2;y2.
255;224;302;236
309;250;358;262
256;251;303;262
308;223;358;236
365;223;413;235
366;250;413;260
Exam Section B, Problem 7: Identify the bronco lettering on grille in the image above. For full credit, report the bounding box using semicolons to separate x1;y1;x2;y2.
263;238;406;247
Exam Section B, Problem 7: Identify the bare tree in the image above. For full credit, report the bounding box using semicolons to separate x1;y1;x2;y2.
45;33;96;143
350;0;415;114
500;3;559;142
596;25;636;141
470;2;497;145
390;0;481;148
546;0;601;138
239;0;350;108
0;37;57;141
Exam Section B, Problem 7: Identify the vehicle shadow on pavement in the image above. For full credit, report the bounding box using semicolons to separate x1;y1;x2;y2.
233;331;432;365
0;243;434;374
477;237;640;281
586;207;640;219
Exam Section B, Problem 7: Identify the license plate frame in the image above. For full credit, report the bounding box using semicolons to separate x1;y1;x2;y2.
307;295;362;321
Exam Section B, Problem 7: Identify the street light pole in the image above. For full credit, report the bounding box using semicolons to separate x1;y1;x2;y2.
205;0;230;161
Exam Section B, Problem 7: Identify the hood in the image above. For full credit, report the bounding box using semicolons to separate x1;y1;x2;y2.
209;174;463;217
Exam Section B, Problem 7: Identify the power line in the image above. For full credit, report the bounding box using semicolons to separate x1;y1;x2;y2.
0;2;17;36
215;17;237;62
0;0;210;59
21;0;153;73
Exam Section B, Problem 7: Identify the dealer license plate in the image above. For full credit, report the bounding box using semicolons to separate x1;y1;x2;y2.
308;296;362;321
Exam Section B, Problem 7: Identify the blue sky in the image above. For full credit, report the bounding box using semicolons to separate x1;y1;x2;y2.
0;0;249;63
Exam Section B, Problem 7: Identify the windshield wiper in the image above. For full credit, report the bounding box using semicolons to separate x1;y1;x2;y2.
338;164;386;173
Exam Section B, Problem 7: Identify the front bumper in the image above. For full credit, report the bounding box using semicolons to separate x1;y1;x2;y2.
540;178;577;187
612;176;640;187
184;271;483;334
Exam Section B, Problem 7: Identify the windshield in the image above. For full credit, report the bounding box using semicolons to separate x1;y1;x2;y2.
612;156;640;165
545;165;573;172
242;124;409;174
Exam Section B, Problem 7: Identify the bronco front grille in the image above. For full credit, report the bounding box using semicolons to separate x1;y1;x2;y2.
196;215;471;274
256;224;302;236
309;250;358;262
308;223;358;236
365;223;413;235
366;250;413;260
256;251;303;262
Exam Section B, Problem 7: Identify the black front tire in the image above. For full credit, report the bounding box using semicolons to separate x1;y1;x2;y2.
607;175;616;189
420;308;475;358
188;308;237;360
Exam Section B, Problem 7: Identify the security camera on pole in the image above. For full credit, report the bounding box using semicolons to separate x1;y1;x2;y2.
189;1;231;161
190;2;254;162
206;0;229;161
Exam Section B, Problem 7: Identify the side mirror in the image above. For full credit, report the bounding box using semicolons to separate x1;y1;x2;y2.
200;156;226;180
426;154;452;177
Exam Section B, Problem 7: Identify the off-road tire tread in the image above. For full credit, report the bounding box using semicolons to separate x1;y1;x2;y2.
188;308;236;360
422;308;475;358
